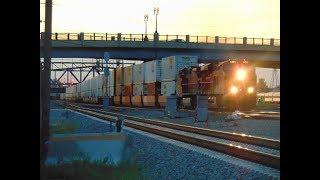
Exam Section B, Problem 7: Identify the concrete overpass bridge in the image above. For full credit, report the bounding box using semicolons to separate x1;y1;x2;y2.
40;32;280;68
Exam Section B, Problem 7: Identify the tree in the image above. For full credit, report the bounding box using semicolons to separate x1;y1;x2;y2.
257;78;269;92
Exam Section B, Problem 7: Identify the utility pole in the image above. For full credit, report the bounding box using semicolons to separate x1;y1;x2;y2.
41;0;52;165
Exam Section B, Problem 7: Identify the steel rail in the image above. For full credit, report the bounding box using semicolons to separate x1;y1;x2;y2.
60;103;280;169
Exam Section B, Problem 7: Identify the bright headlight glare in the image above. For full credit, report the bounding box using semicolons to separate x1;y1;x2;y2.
230;86;238;94
236;69;246;81
247;87;254;93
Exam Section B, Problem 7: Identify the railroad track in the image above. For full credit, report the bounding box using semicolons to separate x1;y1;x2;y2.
65;101;280;120
69;102;280;150
57;102;280;169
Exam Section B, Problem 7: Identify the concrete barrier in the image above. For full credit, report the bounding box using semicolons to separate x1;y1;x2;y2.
46;133;128;165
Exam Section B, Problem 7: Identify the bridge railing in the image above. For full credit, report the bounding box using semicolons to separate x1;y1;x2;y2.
40;32;280;46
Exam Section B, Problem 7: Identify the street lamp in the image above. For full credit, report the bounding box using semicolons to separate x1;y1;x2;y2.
144;14;148;41
154;7;159;33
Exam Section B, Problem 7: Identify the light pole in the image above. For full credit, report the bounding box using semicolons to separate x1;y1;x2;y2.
154;7;159;33
144;14;148;41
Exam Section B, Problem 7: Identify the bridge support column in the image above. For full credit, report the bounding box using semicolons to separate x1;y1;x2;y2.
103;96;110;111
195;95;208;122
117;33;121;41
186;35;190;42
215;36;219;44
165;95;177;118
243;37;247;45
270;38;274;46
154;32;159;42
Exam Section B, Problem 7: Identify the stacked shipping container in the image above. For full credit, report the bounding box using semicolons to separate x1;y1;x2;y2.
143;60;162;106
132;63;145;106
107;70;114;97
114;67;123;105
160;55;198;106
122;66;133;106
62;55;198;107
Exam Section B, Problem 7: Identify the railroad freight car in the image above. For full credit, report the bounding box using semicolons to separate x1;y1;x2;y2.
176;60;257;110
63;74;107;104
159;55;199;107
61;57;257;111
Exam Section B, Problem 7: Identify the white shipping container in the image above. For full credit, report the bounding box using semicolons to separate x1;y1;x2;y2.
107;86;115;97
124;66;133;85
65;85;77;100
85;78;92;97
161;55;198;81
133;83;144;96
97;87;103;97
60;93;65;100
145;60;161;83
80;81;85;97
161;81;176;96
91;77;98;97
75;84;80;98
133;63;145;84
108;70;115;86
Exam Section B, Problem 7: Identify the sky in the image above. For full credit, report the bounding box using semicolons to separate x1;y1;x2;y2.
40;0;280;87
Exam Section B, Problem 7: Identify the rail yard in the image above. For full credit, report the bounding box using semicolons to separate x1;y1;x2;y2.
45;54;280;179
41;1;280;179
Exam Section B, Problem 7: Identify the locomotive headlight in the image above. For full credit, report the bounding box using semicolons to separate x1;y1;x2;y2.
247;87;254;94
230;85;238;94
236;69;246;81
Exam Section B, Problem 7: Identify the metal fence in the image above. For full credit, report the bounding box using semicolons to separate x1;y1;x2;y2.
40;33;280;46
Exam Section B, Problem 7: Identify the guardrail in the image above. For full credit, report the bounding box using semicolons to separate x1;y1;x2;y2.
40;32;280;46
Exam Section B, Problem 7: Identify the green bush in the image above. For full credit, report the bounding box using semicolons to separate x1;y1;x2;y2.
50;119;78;134
41;154;148;180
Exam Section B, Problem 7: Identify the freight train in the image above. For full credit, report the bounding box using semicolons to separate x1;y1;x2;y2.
61;56;257;110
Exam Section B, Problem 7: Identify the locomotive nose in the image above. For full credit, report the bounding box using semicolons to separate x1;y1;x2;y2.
236;69;246;81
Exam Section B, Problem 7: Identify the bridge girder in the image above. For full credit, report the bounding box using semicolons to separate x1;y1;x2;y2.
40;47;279;68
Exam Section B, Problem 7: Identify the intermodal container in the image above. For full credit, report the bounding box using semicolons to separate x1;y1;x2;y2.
131;96;143;107
133;83;144;96
161;55;198;81
124;66;133;85
158;95;167;107
115;85;123;96
108;70;115;87
123;85;133;96
143;95;156;107
161;81;176;96
107;86;114;97
115;67;123;85
113;96;121;105
145;60;161;83
145;82;161;95
121;96;131;106
133;63;145;84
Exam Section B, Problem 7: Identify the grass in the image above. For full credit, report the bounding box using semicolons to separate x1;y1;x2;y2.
50;119;78;134
41;153;148;180
255;102;280;111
